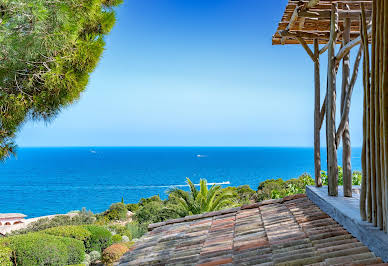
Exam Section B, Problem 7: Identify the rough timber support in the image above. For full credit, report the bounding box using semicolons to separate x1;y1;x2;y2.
326;3;339;197
314;39;322;187
340;11;352;197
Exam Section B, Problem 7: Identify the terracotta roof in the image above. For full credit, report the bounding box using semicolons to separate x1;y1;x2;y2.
119;195;387;265
0;213;26;219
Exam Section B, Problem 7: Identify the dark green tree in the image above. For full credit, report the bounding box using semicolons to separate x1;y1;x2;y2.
0;0;123;159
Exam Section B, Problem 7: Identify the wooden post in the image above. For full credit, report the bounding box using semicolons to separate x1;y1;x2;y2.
382;0;388;233
341;13;352;197
314;39;322;187
327;3;339;196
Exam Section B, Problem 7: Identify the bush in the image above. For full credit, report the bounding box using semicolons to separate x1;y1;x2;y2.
223;185;256;205
83;225;112;253
321;167;362;186
0;244;12;266
256;174;314;201
121;236;130;243
101;243;129;265
112;234;122;243
126;222;147;239
82;253;91;265
134;201;179;225
126;203;139;212
2;233;84;265
59;237;85;265
89;250;101;263
105;202;128;221
12;209;95;235
43;225;91;242
106;224;132;240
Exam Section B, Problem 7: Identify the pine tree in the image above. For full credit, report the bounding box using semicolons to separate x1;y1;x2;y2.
0;0;123;159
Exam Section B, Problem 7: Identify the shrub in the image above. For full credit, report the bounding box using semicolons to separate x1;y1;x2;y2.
11;209;95;235
321;167;362;186
101;243;129;265
59;237;85;265
126;203;139;212
256;174;315;201
83;225;112;253
126;222;147;239
121;235;130;243
1;233;84;265
112;234;122;243
89;250;101;263
82;253;91;265
0;244;12;266
105;202;128;221
134;201;179;225
223;185;256;205
106;224;132;240
43;225;91;242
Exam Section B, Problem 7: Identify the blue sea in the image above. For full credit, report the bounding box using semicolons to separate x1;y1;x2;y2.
0;147;361;218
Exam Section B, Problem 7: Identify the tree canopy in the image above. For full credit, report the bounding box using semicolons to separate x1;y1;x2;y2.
0;0;123;159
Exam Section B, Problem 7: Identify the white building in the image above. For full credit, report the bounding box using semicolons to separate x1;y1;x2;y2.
0;213;26;226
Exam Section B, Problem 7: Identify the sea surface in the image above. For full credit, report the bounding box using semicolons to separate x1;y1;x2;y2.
0;147;362;218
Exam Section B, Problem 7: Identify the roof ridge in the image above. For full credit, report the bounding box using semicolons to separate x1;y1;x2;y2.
148;194;306;231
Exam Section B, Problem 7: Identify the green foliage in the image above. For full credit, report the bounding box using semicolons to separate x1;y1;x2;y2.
0;244;12;266
167;178;236;216
1;233;84;265
12;209;95;235
83;225;112;253
0;0;122;159
139;195;162;206
89;250;101;263
256;173;314;201
133;200;180;225
43;225;91;241
222;185;256;205
101;243;129;266
126;203;139;212
321;167;362;186
125;222;147;239
105;202;128;221
59;237;86;265
106;224;132;240
112;234;122;243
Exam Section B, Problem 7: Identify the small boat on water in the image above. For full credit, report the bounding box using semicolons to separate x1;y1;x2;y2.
196;154;208;158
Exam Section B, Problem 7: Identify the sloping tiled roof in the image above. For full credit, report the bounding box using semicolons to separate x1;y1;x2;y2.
119;195;387;265
0;213;26;219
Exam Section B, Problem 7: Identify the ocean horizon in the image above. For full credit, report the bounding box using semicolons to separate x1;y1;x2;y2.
0;147;362;218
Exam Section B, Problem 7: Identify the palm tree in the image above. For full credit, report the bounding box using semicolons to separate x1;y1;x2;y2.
168;178;236;215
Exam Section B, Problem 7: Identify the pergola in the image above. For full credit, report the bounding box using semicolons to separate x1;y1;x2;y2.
273;0;371;196
272;0;388;232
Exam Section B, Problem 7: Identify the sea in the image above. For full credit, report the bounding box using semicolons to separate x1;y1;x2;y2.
0;147;362;218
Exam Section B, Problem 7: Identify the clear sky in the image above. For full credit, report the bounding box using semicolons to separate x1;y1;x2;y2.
17;0;364;147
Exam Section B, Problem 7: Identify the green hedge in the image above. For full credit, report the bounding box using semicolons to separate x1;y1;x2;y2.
1;233;84;265
0;244;12;266
83;225;112;253
43;225;91;241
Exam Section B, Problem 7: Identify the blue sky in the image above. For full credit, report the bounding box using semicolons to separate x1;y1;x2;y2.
17;0;364;147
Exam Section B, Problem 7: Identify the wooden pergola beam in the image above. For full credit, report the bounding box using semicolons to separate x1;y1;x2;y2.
296;37;316;62
336;25;371;61
299;10;372;19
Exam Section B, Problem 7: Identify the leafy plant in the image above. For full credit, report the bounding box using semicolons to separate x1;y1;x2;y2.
43;225;91;242
167;178;236;216
126;222;147;239
83;225;112;253
112;234;122;243
1;233;84;265
101;243;129;266
0;244;12;266
12;210;95;235
321;167;362;186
